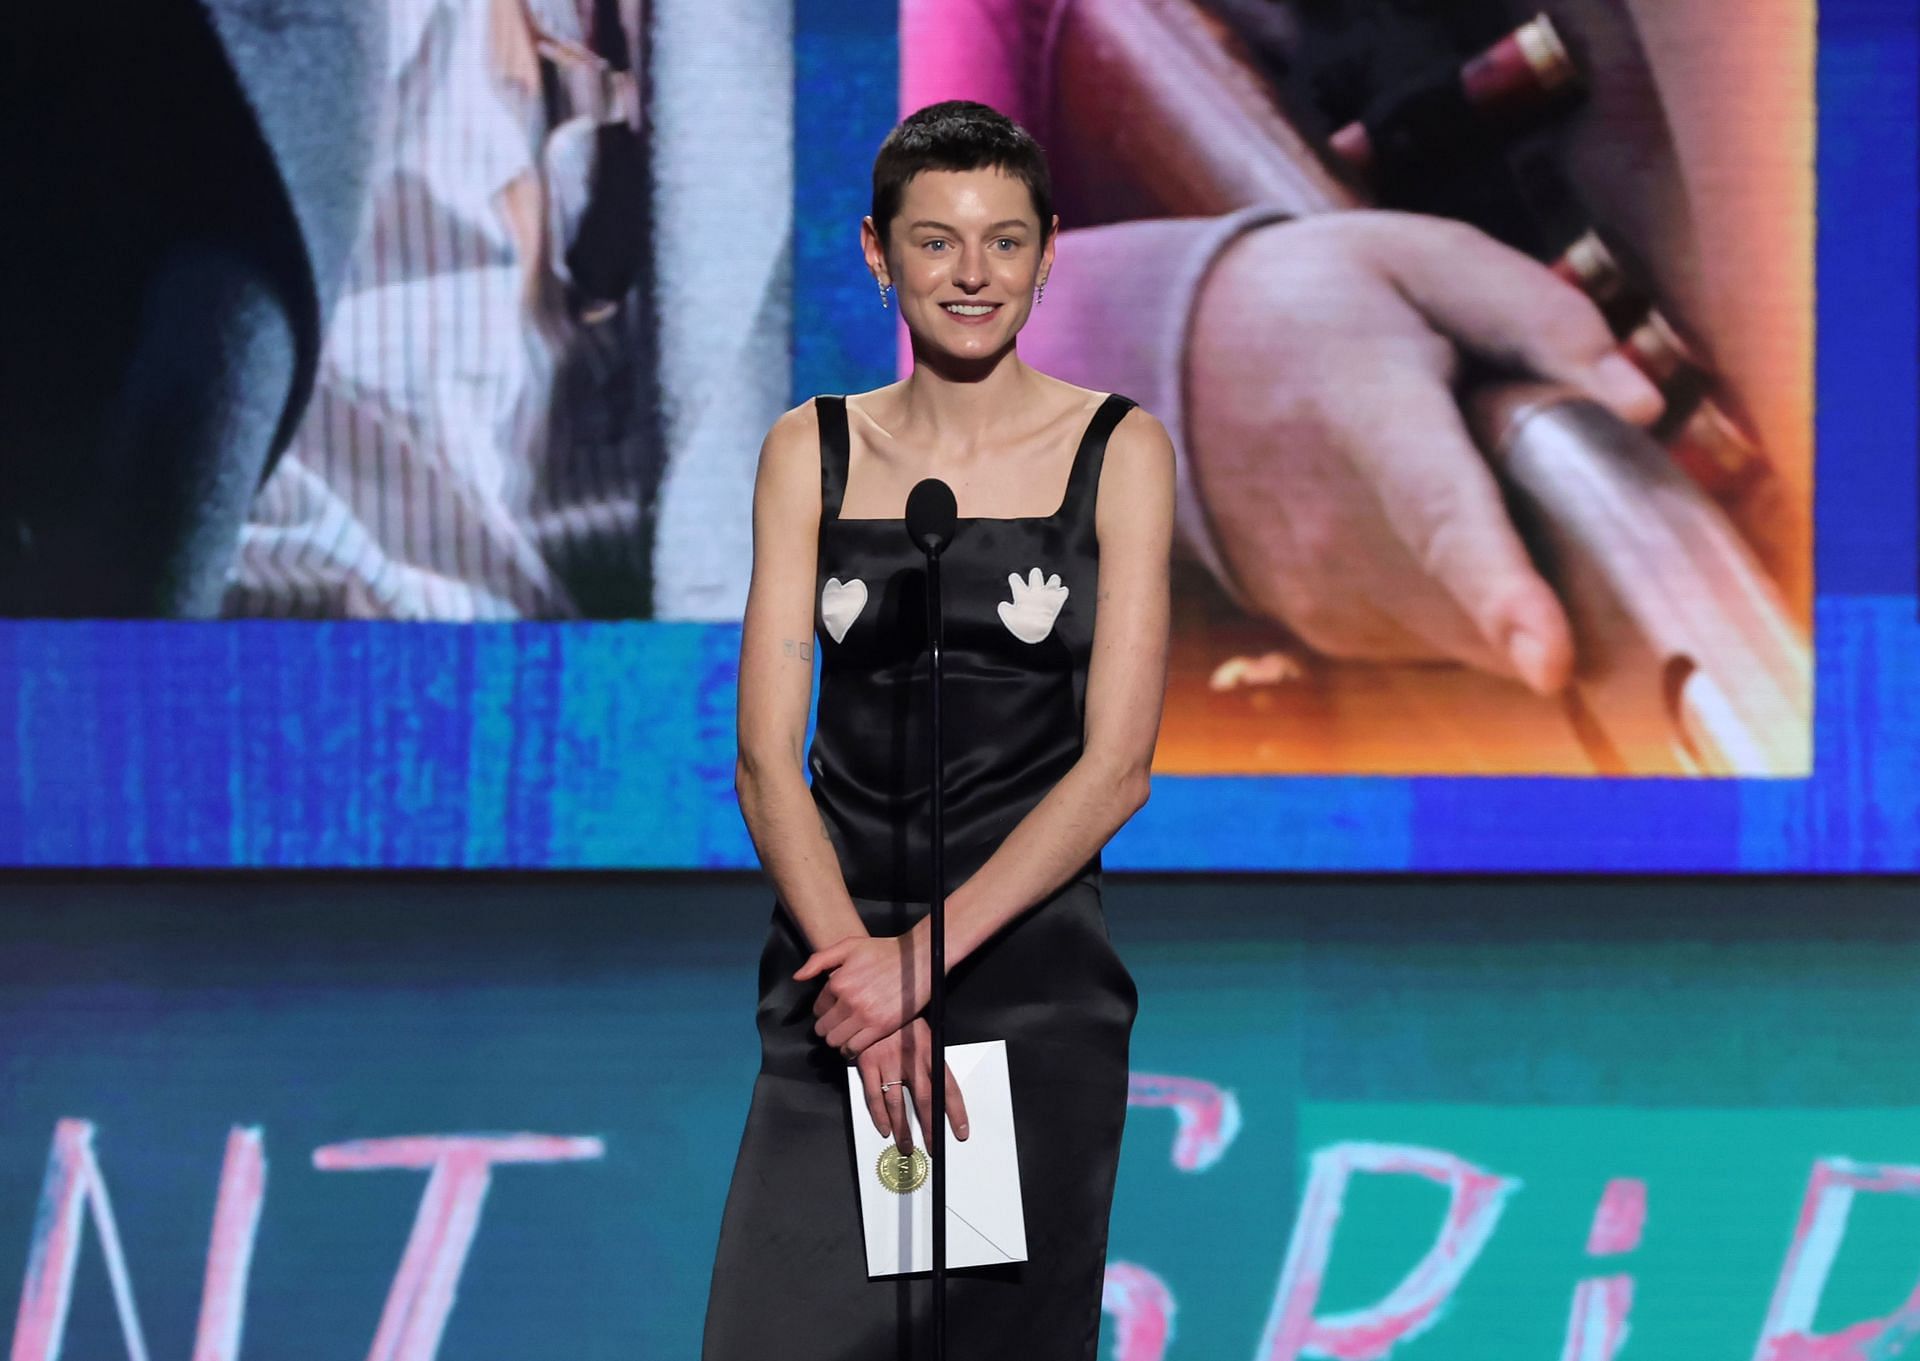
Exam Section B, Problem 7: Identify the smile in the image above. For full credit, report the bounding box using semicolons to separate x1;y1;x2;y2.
942;303;998;318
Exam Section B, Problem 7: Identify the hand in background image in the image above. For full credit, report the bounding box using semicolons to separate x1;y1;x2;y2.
909;0;1809;737
1184;211;1662;695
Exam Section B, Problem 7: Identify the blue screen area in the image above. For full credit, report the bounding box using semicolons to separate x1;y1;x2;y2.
0;0;1913;869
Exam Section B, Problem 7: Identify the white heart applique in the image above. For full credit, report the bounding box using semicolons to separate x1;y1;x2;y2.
997;568;1069;644
821;576;868;643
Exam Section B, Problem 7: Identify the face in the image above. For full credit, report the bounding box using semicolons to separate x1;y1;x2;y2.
863;167;1057;363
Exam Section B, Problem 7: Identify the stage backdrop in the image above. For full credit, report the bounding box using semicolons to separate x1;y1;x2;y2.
4;873;1920;1360
0;0;1914;867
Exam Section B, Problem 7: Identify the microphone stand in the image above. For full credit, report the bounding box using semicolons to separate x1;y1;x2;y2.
925;537;948;1361
905;478;957;1361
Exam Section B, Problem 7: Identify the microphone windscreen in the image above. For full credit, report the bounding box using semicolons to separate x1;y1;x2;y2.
905;478;959;557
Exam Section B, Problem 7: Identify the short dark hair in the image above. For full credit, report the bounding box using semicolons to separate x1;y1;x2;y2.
871;101;1054;246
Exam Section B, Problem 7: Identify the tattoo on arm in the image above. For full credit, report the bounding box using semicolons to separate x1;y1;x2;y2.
782;638;815;661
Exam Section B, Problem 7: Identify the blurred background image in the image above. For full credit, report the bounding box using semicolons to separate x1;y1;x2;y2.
3;0;788;624
4;0;1814;779
0;0;1907;867
906;0;1813;777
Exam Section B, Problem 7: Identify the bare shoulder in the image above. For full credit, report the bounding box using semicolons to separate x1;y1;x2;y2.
1103;403;1175;483
751;400;827;536
762;397;823;459
1110;401;1171;449
1095;402;1176;536
757;398;824;482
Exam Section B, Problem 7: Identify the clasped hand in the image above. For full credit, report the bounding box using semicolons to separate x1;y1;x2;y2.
796;927;968;1149
794;927;931;1057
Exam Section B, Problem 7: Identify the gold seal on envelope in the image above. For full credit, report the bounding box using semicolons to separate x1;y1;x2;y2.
875;1143;929;1194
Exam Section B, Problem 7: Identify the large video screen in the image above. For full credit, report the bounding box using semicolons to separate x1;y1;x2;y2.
1;0;1912;868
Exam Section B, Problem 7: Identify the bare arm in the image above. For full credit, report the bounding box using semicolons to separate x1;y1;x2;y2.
929;405;1173;966
734;400;868;952
743;403;978;1142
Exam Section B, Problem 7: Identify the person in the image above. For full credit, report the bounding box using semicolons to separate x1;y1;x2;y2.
702;101;1171;1359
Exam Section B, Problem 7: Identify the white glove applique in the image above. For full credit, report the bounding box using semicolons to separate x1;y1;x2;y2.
997;568;1069;644
821;577;868;643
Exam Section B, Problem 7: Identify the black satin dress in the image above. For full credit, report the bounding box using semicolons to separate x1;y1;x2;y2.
702;394;1141;1360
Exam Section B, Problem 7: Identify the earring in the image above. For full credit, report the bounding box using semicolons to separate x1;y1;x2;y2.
878;280;892;310
1036;278;1047;305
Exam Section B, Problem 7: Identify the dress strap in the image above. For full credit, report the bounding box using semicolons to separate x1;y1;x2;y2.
816;395;850;521
1061;393;1137;516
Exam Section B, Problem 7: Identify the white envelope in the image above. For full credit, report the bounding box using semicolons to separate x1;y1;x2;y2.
846;1039;1028;1277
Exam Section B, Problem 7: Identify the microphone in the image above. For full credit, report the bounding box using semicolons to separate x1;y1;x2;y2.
906;478;959;558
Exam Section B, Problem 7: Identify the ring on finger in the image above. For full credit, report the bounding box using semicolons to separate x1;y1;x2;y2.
879;1080;906;1092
